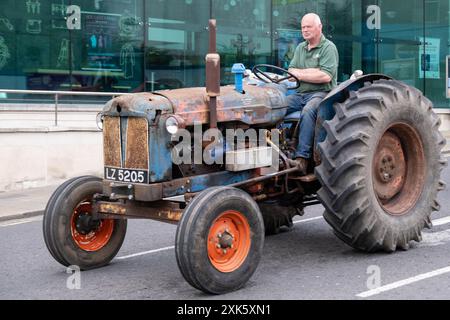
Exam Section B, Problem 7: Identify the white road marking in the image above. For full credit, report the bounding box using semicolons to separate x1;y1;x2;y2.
115;246;175;260
420;229;450;247
432;216;450;227
356;266;450;298
293;216;323;224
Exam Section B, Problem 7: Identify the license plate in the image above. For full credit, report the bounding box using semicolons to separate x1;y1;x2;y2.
104;167;148;184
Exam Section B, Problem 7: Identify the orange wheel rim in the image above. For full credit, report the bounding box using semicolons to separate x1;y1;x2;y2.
71;201;114;252
207;210;251;273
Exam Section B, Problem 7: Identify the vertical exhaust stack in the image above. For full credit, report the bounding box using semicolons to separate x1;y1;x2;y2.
205;19;220;128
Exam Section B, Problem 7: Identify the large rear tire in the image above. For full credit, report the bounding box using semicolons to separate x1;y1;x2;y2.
175;187;264;294
43;176;127;269
315;79;446;252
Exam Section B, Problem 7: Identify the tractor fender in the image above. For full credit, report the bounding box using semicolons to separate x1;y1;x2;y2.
314;74;392;162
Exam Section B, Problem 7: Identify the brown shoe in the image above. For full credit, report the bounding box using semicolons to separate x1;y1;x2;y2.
288;157;308;175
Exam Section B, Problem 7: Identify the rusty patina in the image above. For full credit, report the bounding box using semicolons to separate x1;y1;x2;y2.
102;84;287;128
372;123;426;216
94;201;183;223
103;117;122;168
125;117;149;170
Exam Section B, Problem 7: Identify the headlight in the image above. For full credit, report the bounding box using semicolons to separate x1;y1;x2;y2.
165;116;180;135
96;113;104;130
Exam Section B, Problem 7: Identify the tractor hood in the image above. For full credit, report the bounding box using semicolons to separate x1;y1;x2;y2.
102;83;288;126
102;92;174;124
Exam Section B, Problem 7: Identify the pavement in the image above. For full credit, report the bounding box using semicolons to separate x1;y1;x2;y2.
0;185;57;222
1;130;450;222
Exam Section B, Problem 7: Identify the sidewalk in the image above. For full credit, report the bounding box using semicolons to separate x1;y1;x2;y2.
0;185;57;222
1;131;450;222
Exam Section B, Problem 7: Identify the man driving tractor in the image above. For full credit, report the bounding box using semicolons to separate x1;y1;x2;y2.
287;13;339;174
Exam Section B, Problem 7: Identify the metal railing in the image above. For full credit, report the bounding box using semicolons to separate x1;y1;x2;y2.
0;89;127;126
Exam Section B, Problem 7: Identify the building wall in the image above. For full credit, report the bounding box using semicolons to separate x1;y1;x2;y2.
0;129;102;191
1;1;450;107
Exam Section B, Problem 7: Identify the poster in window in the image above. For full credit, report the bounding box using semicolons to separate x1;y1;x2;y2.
419;37;440;79
82;13;121;71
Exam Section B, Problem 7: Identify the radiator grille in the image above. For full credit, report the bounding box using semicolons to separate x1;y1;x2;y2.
125;117;149;169
103;117;121;167
103;116;149;170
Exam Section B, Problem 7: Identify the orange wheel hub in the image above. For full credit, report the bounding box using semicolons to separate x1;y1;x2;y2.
71;202;114;252
207;210;251;273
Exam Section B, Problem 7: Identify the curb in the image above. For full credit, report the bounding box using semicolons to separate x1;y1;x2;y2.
0;210;43;223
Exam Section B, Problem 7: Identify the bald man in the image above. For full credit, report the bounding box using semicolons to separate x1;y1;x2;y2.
286;13;339;174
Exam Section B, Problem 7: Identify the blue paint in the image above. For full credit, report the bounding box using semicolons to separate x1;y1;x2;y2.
232;63;246;93
162;170;254;198
149;117;173;182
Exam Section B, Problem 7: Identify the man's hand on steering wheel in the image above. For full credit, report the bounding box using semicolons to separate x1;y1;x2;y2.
252;64;301;90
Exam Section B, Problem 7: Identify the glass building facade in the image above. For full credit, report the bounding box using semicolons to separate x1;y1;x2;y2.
0;0;450;108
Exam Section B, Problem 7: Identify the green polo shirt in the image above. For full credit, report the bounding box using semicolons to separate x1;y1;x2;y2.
289;35;339;93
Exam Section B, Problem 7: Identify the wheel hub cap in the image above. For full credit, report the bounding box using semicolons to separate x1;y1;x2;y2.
218;231;234;249
373;132;406;201
207;210;251;273
71;202;115;252
74;211;100;235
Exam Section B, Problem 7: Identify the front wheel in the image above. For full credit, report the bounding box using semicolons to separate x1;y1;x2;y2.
43;176;127;269
175;187;264;294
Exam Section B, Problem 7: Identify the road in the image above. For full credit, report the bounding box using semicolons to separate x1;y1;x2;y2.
1;164;450;300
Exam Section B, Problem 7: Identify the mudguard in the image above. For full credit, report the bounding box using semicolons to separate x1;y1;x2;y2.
313;74;392;163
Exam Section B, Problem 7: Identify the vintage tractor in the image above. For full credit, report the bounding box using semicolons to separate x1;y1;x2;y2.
43;21;446;294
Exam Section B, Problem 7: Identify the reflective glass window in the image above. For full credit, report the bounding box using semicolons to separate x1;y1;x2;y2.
213;0;272;84
0;1;450;109
145;0;210;91
424;0;450;108
70;0;145;94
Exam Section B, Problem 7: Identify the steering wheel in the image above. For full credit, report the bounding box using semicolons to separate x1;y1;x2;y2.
252;64;301;90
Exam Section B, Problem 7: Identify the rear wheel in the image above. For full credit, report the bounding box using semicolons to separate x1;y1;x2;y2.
316;79;447;252
43;176;127;269
175;187;264;294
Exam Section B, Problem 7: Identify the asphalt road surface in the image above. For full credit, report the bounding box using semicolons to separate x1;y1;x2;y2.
1;162;450;300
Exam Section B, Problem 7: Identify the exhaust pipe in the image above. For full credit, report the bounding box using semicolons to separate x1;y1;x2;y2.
205;19;220;128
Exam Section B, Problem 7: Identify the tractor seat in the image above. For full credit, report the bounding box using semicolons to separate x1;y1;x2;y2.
284;111;302;122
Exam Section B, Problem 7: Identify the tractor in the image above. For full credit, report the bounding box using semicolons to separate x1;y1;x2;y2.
43;20;446;294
